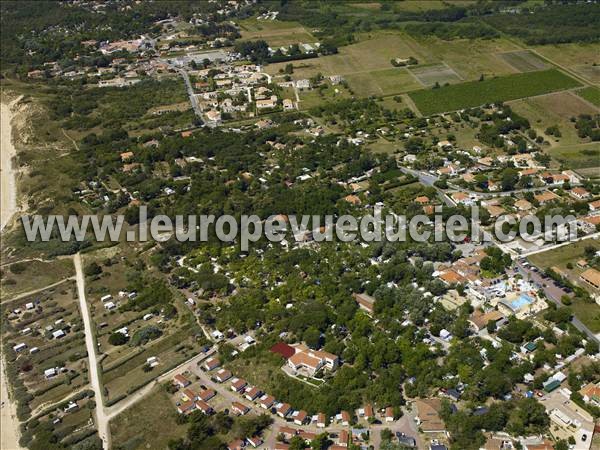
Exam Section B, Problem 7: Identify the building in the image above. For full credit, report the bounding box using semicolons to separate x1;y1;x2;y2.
259;394;275;409
276;402;292;418
182;388;198;402
580;268;600;289
353;292;375;315
451;192;474;206
287;345;339;376
292;410;308;425
231;378;247;393
195;400;213;415
283;98;295;110
177;400;195;414
570;187;590;200
244;386;262;401
469;309;505;333
231;401;250;416
256;96;278;109
173;374;191;388
227;438;245;450
534;191;560;205
580;382;600;407
514;199;532;211
204;357;221;371
198;389;216;402
415;399;445;433
215;369;232;383
247;436;263;448
316;412;326;428
385;406;395;422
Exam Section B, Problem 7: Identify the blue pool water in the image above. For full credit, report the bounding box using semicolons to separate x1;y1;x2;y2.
510;293;534;310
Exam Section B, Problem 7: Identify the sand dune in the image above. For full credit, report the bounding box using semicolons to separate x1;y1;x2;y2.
1;100;18;231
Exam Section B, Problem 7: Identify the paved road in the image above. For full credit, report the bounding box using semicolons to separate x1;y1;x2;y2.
178;68;204;120
105;348;216;420
74;254;110;449
399;166;579;198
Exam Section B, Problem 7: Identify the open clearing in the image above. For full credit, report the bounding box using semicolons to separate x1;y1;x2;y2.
528;239;600;333
409;69;581;115
409;63;463;86
238;19;315;47
407;36;521;80
509;91;599;150
547;143;600;171
1;258;74;300
266;32;535;99
532;43;600;84
110;386;187;450
498;50;548;72
576;86;600;108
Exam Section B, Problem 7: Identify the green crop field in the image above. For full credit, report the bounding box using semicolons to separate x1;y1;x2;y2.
577;86;600;107
409;69;581;115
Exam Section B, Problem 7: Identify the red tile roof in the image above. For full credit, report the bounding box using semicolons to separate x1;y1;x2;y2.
270;342;295;359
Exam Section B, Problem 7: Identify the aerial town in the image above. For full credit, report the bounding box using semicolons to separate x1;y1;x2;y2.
1;1;599;450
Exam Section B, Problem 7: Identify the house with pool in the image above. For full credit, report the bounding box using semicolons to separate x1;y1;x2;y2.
495;291;546;318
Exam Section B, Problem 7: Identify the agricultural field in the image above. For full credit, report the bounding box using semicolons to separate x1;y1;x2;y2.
346;68;422;97
406;35;521;80
497;50;548;72
409;69;581;115
238;19;316;47
409;63;463;87
0;258;75;300
266;31;433;83
508;91;599;149
576;86;600;108
532;43;600;84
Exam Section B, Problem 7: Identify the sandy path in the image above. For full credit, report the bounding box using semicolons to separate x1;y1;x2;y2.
74;254;110;449
1;100;19;231
1;355;24;450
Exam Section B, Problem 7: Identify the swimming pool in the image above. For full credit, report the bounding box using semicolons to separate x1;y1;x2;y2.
510;293;534;310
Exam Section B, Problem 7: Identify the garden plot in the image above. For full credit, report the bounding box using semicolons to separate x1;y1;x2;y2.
498;50;548;72
409;63;463;87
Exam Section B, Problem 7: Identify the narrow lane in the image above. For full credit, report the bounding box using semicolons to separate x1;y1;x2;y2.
74;253;111;449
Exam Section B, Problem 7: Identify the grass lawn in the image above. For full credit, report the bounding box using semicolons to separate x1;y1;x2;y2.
298;84;352;110
547;143;600;171
368;138;400;155
528;240;600;270
409;69;581;115
528;239;600;333
570;297;600;334
576;86;600;108
110;386;187;450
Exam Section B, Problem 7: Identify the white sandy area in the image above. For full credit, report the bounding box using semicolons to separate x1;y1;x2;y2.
1;355;24;450
1;100;19;231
